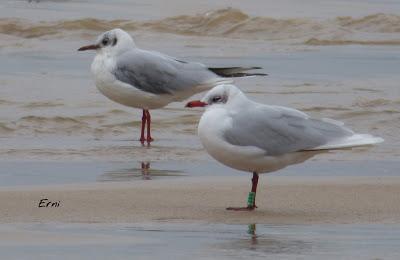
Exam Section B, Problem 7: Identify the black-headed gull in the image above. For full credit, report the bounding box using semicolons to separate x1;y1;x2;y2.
78;28;266;143
186;84;383;211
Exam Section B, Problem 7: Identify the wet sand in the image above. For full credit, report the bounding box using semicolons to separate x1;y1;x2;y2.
1;176;399;224
1;222;399;259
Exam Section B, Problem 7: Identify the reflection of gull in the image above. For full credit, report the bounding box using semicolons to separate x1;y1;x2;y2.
186;84;384;211
98;162;183;182
247;224;257;245
217;224;311;255
141;162;151;180
78;28;266;143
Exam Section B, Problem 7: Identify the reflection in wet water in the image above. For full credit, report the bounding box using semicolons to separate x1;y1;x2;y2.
248;223;257;246
141;162;151;180
98;161;184;182
2;223;399;259
217;224;311;256
0;160;398;187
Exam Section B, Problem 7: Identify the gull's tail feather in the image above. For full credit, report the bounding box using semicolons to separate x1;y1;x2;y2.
309;134;384;150
208;67;267;78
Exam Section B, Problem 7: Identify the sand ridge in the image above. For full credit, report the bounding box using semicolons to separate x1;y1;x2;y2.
0;176;399;224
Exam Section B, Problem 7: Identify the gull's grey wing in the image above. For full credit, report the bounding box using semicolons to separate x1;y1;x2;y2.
113;49;218;95
223;105;353;156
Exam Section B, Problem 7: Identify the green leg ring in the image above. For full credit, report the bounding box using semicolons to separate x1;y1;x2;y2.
247;192;256;207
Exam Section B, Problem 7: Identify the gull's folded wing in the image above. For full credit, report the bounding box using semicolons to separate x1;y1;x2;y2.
113;49;220;95
222;105;359;156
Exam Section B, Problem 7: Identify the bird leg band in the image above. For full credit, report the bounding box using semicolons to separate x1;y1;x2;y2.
247;192;256;207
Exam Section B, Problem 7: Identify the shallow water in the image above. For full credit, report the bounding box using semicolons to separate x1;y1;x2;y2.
1;44;399;162
0;160;399;187
1;222;400;259
1;1;400;164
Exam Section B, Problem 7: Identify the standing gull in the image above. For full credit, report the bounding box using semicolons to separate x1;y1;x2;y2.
186;84;383;211
78;28;266;143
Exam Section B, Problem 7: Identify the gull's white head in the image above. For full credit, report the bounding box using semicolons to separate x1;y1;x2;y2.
78;28;135;56
185;84;244;108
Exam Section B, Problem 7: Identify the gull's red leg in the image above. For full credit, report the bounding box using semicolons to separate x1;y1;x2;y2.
227;172;259;211
145;110;154;142
140;109;146;143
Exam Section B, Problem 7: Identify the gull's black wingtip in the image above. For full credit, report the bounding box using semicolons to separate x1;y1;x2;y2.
227;72;268;77
208;66;268;78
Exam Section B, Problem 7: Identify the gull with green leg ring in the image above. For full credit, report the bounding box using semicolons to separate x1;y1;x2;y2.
186;84;383;210
227;172;259;211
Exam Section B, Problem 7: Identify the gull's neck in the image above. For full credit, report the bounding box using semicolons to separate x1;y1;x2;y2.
226;90;251;110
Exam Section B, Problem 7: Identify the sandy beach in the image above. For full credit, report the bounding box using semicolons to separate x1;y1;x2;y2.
1;176;399;224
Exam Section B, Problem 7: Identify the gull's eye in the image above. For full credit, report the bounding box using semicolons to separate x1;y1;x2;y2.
212;96;222;103
102;38;109;45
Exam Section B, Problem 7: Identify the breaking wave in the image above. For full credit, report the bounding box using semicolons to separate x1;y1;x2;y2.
0;109;142;136
1;9;400;45
354;98;393;108
305;38;400;46
22;101;64;108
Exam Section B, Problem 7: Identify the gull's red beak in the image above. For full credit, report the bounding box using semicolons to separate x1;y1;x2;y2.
78;44;100;51
185;100;207;108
